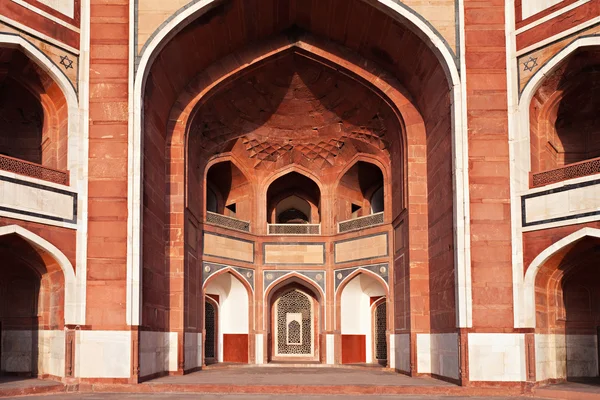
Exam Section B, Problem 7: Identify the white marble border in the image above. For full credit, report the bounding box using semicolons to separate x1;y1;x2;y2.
0;32;87;325
516;15;600;57
0;15;79;54
516;0;590;35
10;0;79;31
128;0;472;329
510;36;600;328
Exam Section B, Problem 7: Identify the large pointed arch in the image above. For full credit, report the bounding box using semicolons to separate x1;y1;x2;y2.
128;0;472;329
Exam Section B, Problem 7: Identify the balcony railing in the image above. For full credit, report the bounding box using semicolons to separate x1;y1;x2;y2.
0;154;69;185
338;212;384;233
268;223;321;235
531;156;600;188
206;211;251;233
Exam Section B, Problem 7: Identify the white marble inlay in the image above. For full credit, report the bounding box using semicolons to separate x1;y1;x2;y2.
139;331;175;377
34;0;75;18
522;0;564;19
535;334;567;381
38;330;66;378
417;334;431;373
255;333;264;365
396;334;410;372
468;333;526;382
524;181;600;226
326;334;335;365
184;332;201;371
76;331;131;378
0;173;75;222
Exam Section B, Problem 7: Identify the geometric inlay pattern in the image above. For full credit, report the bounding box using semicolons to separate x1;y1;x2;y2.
275;289;312;356
205;301;216;359
203;262;255;290
264;270;326;294
242;136;345;169
334;263;389;291
375;301;387;360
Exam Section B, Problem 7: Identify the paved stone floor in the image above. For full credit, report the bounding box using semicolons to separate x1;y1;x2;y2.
0;376;61;392
13;395;532;399
146;367;452;386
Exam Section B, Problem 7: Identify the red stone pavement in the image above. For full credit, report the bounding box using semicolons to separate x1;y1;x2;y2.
2;368;600;399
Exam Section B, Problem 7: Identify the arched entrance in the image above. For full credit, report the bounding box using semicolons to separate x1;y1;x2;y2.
529;230;600;381
338;272;388;365
204;297;218;364
373;300;388;364
0;229;70;377
204;271;250;364
134;0;471;377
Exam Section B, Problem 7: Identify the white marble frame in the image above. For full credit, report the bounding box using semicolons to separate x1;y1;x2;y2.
509;36;600;328
0;33;87;325
0;225;77;324
128;0;472;328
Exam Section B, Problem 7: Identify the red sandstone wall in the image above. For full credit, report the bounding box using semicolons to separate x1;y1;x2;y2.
86;0;129;329
464;0;513;329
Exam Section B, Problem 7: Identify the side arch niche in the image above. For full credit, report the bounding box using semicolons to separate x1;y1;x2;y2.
0;225;76;378
337;272;388;365
204;271;251;364
526;228;600;381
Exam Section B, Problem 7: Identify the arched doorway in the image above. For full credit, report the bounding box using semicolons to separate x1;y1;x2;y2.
373;300;388;364
531;232;600;381
204;271;250;364
338;272;388;365
267;279;322;363
204;297;218;364
0;231;67;377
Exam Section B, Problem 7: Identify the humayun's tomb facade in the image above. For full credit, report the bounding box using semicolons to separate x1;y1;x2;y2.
1;0;600;393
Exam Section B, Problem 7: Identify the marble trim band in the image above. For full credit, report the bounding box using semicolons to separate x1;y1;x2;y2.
128;0;472;328
521;178;600;228
0;174;78;225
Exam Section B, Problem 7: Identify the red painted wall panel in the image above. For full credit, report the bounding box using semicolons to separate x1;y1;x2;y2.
341;334;366;364
223;334;248;363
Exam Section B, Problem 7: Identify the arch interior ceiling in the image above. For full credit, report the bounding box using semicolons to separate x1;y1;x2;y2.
189;51;398;171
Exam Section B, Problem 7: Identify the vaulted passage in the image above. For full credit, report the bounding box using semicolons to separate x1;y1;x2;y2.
140;0;458;376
